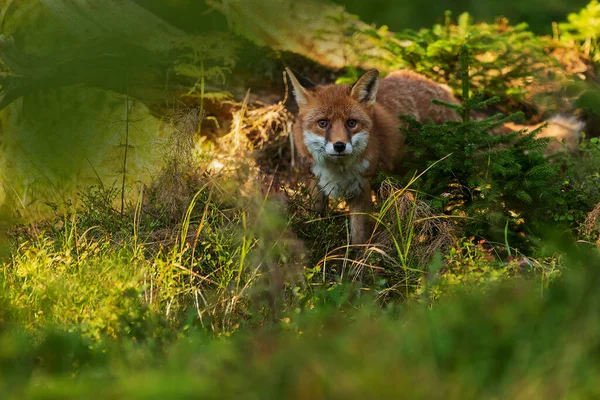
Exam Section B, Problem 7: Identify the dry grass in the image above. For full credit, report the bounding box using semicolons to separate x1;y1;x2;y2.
372;180;456;268
247;99;294;174
225;73;295;178
583;202;600;247
143;102;204;225
298;180;458;296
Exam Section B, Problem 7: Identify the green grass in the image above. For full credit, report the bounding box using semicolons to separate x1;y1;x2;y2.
0;164;589;398
0;243;598;399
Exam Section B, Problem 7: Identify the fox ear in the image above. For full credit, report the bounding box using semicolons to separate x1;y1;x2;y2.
285;67;314;106
351;69;379;104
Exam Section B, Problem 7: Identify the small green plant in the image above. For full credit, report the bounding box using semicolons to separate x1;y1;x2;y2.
399;45;560;244
558;0;600;62
355;11;559;107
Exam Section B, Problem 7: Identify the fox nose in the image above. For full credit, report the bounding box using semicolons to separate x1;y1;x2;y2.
333;142;346;153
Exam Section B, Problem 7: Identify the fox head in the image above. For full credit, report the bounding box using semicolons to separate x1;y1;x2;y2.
286;68;379;164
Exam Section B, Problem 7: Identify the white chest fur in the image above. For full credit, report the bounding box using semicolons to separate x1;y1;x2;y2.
311;158;370;199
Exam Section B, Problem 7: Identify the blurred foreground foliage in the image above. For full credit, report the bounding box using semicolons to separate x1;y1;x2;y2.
0;243;598;399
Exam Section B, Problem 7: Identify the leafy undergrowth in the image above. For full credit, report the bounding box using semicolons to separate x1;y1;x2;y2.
0;156;569;341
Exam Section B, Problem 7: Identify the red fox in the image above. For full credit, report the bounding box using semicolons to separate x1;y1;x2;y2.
285;67;584;244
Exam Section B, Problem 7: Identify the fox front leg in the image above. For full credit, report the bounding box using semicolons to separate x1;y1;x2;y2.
308;176;328;216
348;179;374;245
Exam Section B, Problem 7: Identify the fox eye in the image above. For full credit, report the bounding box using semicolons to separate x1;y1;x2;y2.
346;119;357;128
317;119;329;129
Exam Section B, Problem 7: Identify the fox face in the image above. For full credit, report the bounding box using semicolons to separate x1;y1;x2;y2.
286;68;379;165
